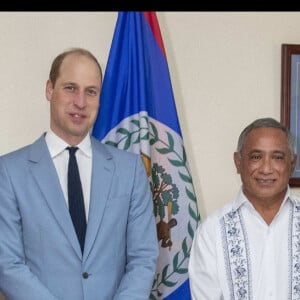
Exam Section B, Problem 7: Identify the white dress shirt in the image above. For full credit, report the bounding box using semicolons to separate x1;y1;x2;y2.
45;130;92;220
189;187;300;300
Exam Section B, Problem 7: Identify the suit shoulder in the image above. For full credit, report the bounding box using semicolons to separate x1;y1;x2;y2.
92;137;139;160
105;143;137;157
0;134;46;163
0;143;31;161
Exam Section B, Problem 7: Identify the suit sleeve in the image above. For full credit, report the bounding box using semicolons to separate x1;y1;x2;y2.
113;155;159;300
0;157;59;300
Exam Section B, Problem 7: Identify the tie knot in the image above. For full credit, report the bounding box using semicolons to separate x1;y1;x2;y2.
66;146;78;156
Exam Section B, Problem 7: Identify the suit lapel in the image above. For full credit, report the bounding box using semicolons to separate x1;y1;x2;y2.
28;135;82;257
83;138;114;260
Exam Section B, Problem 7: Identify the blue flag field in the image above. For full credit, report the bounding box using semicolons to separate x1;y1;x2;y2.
92;11;200;299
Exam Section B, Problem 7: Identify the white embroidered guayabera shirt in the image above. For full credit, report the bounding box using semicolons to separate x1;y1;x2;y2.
189;187;300;300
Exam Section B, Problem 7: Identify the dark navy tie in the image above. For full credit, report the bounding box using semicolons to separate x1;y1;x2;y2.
66;147;87;254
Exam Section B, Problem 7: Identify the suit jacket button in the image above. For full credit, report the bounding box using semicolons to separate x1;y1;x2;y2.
82;272;89;279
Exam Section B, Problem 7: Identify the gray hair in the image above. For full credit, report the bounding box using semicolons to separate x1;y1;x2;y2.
236;117;296;159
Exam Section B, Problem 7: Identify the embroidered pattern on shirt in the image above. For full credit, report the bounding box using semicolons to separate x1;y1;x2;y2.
291;204;300;300
221;209;252;300
221;201;300;300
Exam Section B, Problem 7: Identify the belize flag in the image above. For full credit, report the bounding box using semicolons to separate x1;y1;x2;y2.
92;12;200;299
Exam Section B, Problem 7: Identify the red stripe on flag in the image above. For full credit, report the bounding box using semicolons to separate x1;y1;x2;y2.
143;11;166;58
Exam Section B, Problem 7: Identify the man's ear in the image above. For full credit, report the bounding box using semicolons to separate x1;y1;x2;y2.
45;79;53;102
233;152;241;174
290;154;298;176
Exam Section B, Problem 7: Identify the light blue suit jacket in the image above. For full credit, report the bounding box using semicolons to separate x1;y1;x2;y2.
0;134;158;300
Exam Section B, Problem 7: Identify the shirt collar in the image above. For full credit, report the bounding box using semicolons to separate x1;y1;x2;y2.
45;129;92;158
233;185;292;211
232;188;248;211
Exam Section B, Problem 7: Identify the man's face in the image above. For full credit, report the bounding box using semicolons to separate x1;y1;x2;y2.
46;53;102;145
234;127;297;204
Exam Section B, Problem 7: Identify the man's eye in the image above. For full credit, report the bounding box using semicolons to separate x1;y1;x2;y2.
87;89;97;96
66;86;75;91
250;155;261;160
274;155;284;160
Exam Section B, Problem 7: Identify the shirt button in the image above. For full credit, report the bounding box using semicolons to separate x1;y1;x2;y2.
82;272;89;279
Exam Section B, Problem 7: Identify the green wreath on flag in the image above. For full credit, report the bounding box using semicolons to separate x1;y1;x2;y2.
104;116;200;299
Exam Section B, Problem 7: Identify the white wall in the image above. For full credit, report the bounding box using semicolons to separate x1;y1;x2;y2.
1;11;300;298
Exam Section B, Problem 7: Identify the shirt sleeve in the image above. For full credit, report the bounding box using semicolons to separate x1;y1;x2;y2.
188;217;223;299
